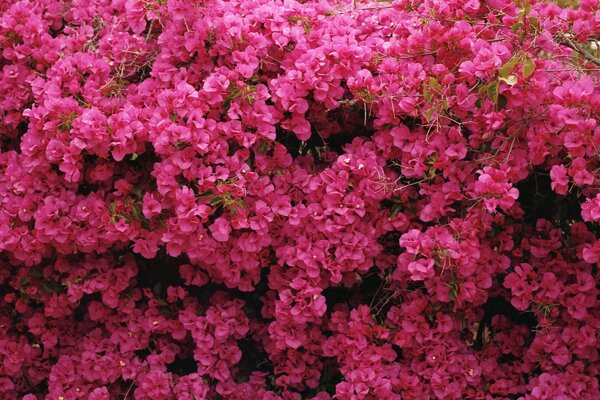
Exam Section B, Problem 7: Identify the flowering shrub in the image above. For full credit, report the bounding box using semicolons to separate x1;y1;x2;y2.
0;0;599;398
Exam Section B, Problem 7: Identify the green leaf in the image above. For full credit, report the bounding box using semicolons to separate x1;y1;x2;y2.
426;166;437;179
209;195;225;206
153;282;163;296
478;84;488;96
511;22;524;33
130;153;139;161
422;81;432;102
441;98;449;111
499;56;521;78
41;280;64;294
514;0;531;14
231;198;247;211
257;141;269;154
499;75;518;86
197;190;214;199
174;141;188;150
424;108;435;123
132;186;143;198
486;81;499;103
522;57;535;78
496;94;508;111
428;76;442;92
158;298;168;306
131;204;143;221
41;282;54;294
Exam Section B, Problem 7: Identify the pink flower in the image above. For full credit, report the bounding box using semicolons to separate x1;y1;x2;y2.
582;240;600;264
89;387;110;400
473;167;519;213
209;217;232;242
125;0;147;34
549;165;569;195
568;157;595;186
142;193;162;219
581;193;600;222
407;258;435;281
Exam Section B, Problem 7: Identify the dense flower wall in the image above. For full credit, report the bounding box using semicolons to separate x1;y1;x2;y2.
0;0;599;398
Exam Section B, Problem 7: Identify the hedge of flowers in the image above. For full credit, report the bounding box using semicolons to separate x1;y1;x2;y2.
0;0;599;398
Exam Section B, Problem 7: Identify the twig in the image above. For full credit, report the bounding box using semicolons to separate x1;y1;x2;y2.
122;380;135;400
558;34;600;67
358;5;394;11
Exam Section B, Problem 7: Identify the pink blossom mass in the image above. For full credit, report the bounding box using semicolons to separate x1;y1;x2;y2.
0;0;599;399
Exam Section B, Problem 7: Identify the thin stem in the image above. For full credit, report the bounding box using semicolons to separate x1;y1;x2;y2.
558;34;600;67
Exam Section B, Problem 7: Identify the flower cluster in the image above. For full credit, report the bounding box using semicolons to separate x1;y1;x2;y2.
1;0;599;399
